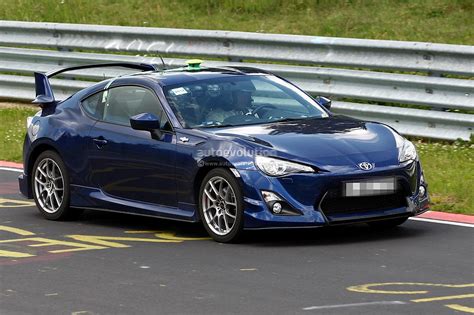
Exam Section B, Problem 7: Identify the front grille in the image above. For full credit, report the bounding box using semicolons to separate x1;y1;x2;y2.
319;192;408;215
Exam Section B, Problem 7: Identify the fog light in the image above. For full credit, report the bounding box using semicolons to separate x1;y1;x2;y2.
262;191;281;203
261;190;301;216
272;202;282;214
419;185;426;198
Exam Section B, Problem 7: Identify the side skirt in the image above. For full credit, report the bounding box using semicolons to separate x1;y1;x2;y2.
70;184;199;222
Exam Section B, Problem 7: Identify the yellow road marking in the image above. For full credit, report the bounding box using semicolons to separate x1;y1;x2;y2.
0;237;106;253
0;249;35;258
154;232;210;241
124;230;159;234
125;230;210;241
66;234;181;248
347;283;474;294
445;304;474;313
411;293;474;303
0;225;35;236
0;225;208;259
0;198;35;208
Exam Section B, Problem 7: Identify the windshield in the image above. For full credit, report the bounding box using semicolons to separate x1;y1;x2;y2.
163;75;328;128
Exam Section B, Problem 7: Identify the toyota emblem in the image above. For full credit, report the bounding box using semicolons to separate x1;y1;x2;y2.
358;162;374;171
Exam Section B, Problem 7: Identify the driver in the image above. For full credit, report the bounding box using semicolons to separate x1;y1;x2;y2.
206;89;254;123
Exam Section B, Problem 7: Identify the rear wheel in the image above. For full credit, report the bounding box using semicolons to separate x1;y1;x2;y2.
199;168;244;243
32;150;79;220
368;217;408;228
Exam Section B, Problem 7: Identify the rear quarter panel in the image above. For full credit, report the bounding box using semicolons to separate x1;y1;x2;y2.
25;95;98;187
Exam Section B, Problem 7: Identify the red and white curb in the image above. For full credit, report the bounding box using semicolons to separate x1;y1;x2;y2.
0;161;23;173
410;212;474;227
1;160;472;227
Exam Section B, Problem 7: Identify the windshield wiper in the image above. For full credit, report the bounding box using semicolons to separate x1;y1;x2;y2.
199;123;236;128
272;117;312;123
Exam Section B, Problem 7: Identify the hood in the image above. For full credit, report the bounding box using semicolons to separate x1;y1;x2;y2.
209;116;400;172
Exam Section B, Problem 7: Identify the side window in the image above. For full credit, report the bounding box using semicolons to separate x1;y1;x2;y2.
81;91;106;120
103;86;169;129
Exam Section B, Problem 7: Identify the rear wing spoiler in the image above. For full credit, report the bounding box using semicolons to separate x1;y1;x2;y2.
33;62;158;107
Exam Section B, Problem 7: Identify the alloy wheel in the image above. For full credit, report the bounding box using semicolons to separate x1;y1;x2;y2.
201;176;238;236
34;158;64;213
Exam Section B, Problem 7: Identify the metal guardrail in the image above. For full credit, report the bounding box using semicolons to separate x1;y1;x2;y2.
0;21;472;140
2;73;470;141
2;47;472;111
1;21;473;76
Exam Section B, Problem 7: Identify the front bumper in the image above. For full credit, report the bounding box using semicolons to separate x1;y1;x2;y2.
239;161;429;229
18;173;32;198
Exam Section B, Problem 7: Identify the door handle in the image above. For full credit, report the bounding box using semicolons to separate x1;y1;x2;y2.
93;137;108;149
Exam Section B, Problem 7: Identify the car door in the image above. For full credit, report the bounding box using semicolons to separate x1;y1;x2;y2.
86;85;177;208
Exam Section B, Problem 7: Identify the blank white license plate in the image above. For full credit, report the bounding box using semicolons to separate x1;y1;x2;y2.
344;178;396;197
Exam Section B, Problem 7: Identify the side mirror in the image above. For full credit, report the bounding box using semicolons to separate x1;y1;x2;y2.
130;112;160;130
130;112;162;139
315;96;331;111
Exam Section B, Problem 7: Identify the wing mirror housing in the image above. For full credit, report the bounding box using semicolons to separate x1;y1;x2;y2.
130;112;163;140
315;96;331;111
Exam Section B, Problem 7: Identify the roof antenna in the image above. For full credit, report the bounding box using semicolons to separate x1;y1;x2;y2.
159;55;166;70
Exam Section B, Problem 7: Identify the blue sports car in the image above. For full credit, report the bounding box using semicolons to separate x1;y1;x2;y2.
19;60;429;242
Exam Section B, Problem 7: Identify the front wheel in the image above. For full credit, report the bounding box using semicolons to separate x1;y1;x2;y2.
199;168;244;243
32;150;79;220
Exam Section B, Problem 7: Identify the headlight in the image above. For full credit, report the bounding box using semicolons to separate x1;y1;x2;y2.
399;139;417;163
255;156;314;176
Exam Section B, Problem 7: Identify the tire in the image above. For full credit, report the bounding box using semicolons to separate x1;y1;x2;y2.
367;217;408;229
31;150;80;220
198;168;244;243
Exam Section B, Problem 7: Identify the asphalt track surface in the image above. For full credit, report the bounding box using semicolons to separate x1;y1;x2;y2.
0;169;473;315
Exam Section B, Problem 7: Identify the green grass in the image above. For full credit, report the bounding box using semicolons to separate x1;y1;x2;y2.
0;107;38;162
415;140;473;215
0;106;472;214
0;0;472;45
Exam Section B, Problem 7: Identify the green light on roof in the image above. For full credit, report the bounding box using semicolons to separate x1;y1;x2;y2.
186;59;202;71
